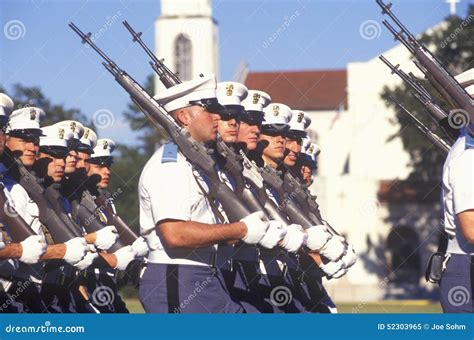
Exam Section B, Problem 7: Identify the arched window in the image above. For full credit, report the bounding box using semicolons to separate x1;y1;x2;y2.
174;34;192;81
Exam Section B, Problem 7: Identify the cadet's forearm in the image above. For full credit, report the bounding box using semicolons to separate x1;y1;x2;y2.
99;252;117;268
40;244;66;260
458;210;474;244
0;244;22;259
159;221;247;248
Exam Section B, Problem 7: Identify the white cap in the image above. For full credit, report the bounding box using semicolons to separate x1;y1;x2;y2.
54;120;84;140
40;125;74;149
262;103;292;132
6;107;45;135
288;110;311;137
216;81;248;106
300;140;320;168
78;127;98;154
0;94;14;117
465;84;474;98
154;74;218;112
89;138;115;165
241;90;271;113
302;137;311;151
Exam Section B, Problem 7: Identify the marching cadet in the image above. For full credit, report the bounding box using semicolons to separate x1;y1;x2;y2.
1;107;89;312
238;90;270;152
138;74;272;313
257;103;351;312
34;124;98;312
215;83;287;313
282;110;311;171
85;138;147;313
0;94;47;313
298;137;320;187
440;73;474;313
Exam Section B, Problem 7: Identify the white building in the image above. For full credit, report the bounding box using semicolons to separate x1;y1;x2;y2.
155;0;444;302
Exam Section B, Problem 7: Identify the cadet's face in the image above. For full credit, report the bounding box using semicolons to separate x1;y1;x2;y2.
259;133;286;160
65;150;78;174
6;136;38;167
217;118;239;143
237;121;260;150
178;105;220;143
77;151;91;173
88;164;110;189
283;137;302;167
39;153;66;182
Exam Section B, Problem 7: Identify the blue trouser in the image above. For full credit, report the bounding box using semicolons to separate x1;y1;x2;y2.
139;263;243;313
0;290;21;313
10;279;48;313
222;260;275;313
299;253;336;313
440;253;474;313
40;263;79;313
84;267;129;313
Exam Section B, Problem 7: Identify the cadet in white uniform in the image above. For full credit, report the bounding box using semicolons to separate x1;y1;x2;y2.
440;71;474;313
138;74;272;313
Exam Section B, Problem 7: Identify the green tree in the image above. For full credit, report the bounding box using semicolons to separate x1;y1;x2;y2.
381;5;474;181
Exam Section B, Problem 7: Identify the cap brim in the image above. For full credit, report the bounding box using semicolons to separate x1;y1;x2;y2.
86;156;113;166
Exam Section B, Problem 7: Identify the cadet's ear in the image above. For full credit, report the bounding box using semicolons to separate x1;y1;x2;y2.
174;108;191;127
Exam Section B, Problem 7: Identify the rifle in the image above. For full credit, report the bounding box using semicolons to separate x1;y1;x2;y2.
69;23;251;223
1;153;80;243
389;97;451;155
95;189;138;246
122;20;181;88
0;181;36;242
379;55;457;142
376;0;474;124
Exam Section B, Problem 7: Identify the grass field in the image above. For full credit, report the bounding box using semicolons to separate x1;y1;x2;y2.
121;295;442;314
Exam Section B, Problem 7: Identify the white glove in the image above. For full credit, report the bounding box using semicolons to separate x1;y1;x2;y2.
143;230;162;251
320;259;344;278
259;220;286;249
94;226;119;251
331;267;348;279
280;224;306;253
74;245;98;270
19;235;47;264
131;237;149;257
63;237;88;265
240;211;269;245
114;245;137;270
320;235;346;261
341;244;357;268
305;225;331;251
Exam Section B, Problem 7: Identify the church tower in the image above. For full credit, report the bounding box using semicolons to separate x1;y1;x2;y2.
154;0;219;92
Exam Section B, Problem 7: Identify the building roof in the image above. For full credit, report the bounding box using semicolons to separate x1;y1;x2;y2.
244;69;347;111
378;180;441;203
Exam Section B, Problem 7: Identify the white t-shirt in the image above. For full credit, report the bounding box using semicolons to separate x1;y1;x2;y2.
442;134;474;255
139;143;218;266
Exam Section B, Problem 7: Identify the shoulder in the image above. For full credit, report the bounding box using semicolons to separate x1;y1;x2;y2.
141;143;190;181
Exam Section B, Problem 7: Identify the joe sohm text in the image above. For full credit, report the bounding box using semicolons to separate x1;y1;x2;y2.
377;323;467;331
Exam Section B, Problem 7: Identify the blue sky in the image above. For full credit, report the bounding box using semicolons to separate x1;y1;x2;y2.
1;0;471;145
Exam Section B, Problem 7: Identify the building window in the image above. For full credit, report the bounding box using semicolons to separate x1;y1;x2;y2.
174;34;192;81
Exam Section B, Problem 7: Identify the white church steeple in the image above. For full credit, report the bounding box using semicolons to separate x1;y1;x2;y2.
154;0;219;92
